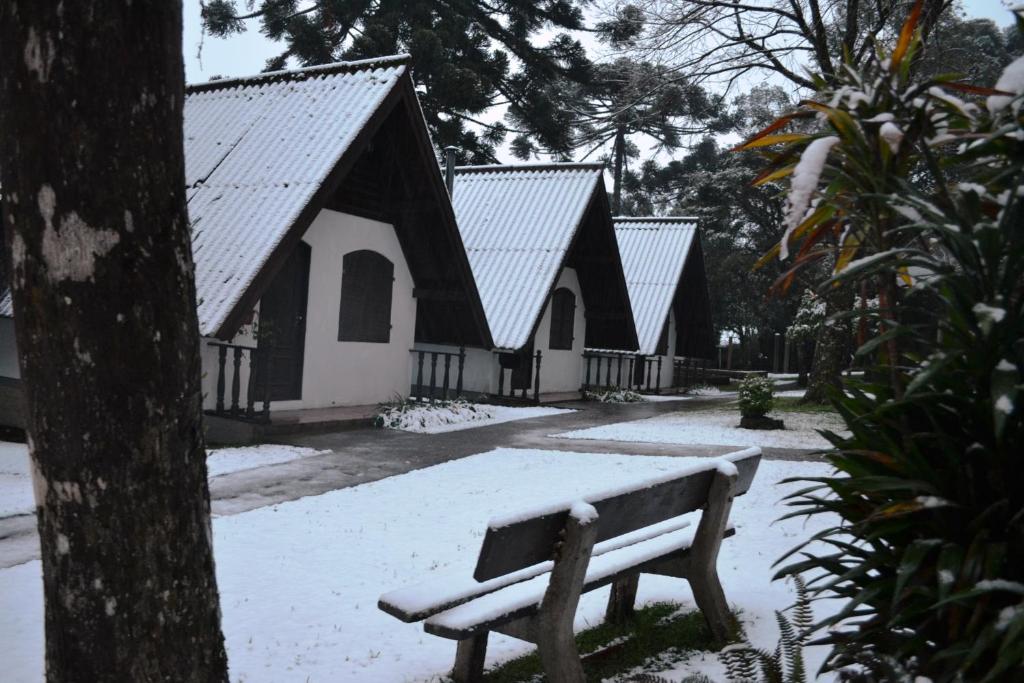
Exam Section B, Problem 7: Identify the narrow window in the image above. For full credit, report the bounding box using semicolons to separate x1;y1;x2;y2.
338;250;394;343
548;287;575;350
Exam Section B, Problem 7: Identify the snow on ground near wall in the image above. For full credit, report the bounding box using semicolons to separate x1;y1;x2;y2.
555;408;849;450
0;442;327;518
380;403;574;434
638;394;693;402
0;441;34;518
0;447;838;682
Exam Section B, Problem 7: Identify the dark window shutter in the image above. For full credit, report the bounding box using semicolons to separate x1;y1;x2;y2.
339;250;394;343
548;288;575;350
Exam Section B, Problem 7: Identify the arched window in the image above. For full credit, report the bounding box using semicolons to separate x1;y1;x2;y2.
338;250;394;343
548;287;576;350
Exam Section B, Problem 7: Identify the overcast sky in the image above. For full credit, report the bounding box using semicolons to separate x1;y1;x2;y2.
182;0;1019;83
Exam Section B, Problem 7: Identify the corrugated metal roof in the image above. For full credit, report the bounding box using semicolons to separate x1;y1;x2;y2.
614;217;698;355
185;56;408;336
451;163;604;350
0;290;10;317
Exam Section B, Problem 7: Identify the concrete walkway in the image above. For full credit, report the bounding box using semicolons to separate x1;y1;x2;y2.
0;395;824;568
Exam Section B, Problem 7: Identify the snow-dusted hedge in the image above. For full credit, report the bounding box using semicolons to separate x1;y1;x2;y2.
737;375;774;418
583;388;645;403
374;399;496;431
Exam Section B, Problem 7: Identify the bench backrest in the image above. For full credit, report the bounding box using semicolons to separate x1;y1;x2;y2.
473;448;761;581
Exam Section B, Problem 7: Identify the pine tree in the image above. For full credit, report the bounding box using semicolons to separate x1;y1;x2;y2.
200;0;592;161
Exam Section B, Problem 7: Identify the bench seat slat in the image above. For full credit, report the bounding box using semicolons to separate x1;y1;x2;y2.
378;515;695;623
423;522;737;640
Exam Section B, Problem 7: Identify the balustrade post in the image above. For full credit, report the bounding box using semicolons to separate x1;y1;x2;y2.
584;355;592;391
443;354;452;401
645;358;652;392
498;364;505;397
415;351;425;401
457;346;466;396
429;353;439;404
534;350;542;403
656;356;662;391
231;347;242;415
605;355;612;387
245;350;257;419
616;354;622;388
628;356;634;390
215;346;227;413
261;349;272;421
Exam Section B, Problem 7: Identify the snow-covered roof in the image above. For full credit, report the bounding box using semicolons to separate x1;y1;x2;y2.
451;163;605;350
185;55;408;336
0;289;10;317
614;217;698;355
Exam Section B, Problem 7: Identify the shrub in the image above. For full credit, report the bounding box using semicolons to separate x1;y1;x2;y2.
745;8;1024;680
738;375;775;418
584;388;645;403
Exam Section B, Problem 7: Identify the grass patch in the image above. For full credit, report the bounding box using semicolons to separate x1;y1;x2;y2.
477;602;732;682
771;396;838;414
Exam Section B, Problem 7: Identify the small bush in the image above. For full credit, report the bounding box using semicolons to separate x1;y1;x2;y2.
584;388;646;403
373;397;493;430
737;375;774;418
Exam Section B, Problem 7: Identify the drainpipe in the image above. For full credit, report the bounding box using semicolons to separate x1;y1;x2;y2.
444;146;459;196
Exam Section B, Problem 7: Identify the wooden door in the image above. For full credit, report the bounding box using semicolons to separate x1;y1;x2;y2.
255;242;311;402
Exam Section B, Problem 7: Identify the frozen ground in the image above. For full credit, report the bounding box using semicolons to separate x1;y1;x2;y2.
0;447;837;682
0;442;327;518
555;408;849;450
378;402;573;434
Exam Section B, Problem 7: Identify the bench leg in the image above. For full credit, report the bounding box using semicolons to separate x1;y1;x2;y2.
535;508;598;683
689;468;739;645
452;633;487;683
605;575;639;624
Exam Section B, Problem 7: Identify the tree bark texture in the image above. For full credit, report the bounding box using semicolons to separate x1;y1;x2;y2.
803;283;854;404
0;2;229;681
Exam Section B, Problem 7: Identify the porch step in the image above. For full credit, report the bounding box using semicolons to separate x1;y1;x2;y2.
205;404;377;445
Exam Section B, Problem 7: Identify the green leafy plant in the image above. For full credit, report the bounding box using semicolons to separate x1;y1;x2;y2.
720;577;814;683
738;375;775;418
740;5;1024;680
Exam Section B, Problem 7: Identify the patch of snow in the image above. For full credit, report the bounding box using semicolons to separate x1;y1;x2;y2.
379;401;573;434
781;136;840;259
0;448;838;682
987;55;1024;114
569;500;599;524
638;394;693;402
879;121;903;152
0;442;327;518
555;409;848;450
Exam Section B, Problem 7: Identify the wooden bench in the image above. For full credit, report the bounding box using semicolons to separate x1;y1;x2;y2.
378;447;762;683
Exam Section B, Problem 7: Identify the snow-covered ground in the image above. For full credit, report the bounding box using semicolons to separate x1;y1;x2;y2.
378;401;573;434
0;447;838;682
555;408;849;450
0;442;327;518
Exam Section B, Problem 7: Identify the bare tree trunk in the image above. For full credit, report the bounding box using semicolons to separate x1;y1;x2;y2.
0;2;229;681
803;284;854;404
612;125;626;215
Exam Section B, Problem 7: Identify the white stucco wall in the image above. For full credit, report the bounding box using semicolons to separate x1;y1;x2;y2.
415;267;587;398
202;209;415;411
534;268;586;393
0;317;19;379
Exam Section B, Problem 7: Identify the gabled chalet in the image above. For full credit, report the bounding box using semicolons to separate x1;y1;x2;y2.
602;217;715;391
415;163;638;400
0;56;492;434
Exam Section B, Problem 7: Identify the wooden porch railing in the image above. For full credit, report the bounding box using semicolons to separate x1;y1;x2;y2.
582;351;661;393
495;349;543;404
411;347;467;403
673;356;711;387
207;342;271;423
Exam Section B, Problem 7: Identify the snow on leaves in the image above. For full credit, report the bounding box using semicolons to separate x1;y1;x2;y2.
780;136;839;259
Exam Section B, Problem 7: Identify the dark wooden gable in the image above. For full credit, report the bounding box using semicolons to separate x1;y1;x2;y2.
320;83;491;349
563;189;639;352
672;234;715;359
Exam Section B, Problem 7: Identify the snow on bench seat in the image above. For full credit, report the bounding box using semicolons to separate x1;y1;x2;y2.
379;515;695;622
423;520;736;639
